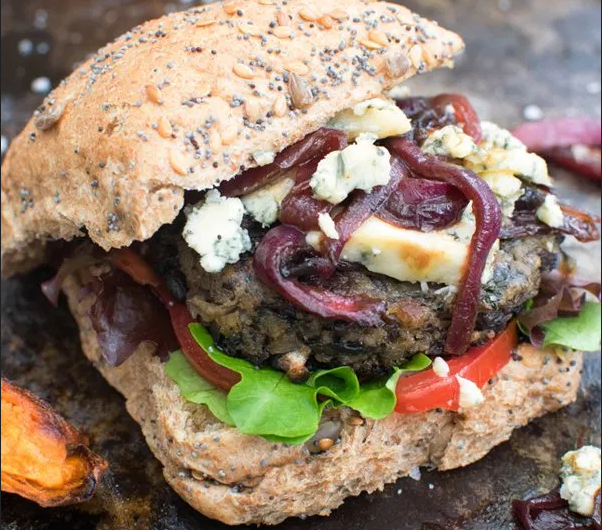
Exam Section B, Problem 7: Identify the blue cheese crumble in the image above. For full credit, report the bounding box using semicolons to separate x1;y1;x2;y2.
422;125;478;159
183;190;252;273
242;177;295;227
318;212;339;240
328;98;412;141
536;194;565;228
456;375;485;409
560;446;601;517
310;133;392;205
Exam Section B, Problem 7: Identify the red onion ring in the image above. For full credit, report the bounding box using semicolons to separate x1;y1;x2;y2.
542;145;601;181
396;94;483;144
220;128;348;197
503;188;600;242
387;137;502;356
512;118;602;151
279;159;334;231
253;225;386;326
378;177;469;232
325;156;407;263
431;94;483;143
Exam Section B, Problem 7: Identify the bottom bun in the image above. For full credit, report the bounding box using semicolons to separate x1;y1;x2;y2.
63;274;583;526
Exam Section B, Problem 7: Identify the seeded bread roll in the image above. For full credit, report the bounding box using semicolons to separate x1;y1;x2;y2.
0;0;464;277
62;272;582;526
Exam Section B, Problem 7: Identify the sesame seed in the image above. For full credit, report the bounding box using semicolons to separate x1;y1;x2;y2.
146;84;163;104
329;8;347;21
276;11;289;26
285;61;310;76
238;23;261;37
368;30;389;47
233;63;255;79
348;416;365;426
273;26;293;39
196;18;216;27
299;7;319;22
409;45;424;69
169;149;188;176
272;94;288;117
318;15;335;29
157;117;173;138
318;438;335;451
221;124;238;145
223;1;241;15
360;38;383;50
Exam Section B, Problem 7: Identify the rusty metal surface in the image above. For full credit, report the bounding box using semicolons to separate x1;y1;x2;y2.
1;1;600;529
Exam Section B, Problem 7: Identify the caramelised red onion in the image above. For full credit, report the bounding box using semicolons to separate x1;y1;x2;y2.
543;145;601;181
378;177;469;232
325;156;407;263
254;225;386;326
512;118;602;151
279;159;334;231
512;118;602;181
513;487;600;530
503;187;600;242
387;137;502;356
220;128;348;197
560;203;602;241
396;94;482;144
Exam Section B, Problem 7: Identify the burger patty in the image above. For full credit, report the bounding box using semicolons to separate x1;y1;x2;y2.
174;228;562;381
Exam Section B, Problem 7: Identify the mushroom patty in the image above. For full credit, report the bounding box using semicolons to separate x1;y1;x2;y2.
173;226;561;381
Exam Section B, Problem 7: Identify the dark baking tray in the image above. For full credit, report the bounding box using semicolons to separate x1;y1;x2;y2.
1;1;601;528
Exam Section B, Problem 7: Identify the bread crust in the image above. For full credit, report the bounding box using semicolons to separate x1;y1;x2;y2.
63;273;583;526
1;0;464;277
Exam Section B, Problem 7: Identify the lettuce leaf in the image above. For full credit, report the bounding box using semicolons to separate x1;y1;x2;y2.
164;323;432;444
347;354;432;420
165;351;233;425
540;302;602;352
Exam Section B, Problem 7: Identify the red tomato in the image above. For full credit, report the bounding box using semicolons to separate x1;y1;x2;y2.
395;322;518;414
109;249;240;392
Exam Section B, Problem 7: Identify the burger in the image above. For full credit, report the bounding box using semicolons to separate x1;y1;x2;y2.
1;0;600;525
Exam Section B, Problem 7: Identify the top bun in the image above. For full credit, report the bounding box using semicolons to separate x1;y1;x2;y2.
1;0;463;276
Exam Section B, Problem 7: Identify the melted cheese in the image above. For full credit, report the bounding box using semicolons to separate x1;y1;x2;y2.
328;98;412;141
338;216;496;286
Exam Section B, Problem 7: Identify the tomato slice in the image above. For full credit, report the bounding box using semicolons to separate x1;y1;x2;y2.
395;322;518;414
109;249;240;392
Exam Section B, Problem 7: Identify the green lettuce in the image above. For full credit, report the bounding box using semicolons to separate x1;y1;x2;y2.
165;323;432;444
540;302;602;352
165;351;233;425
